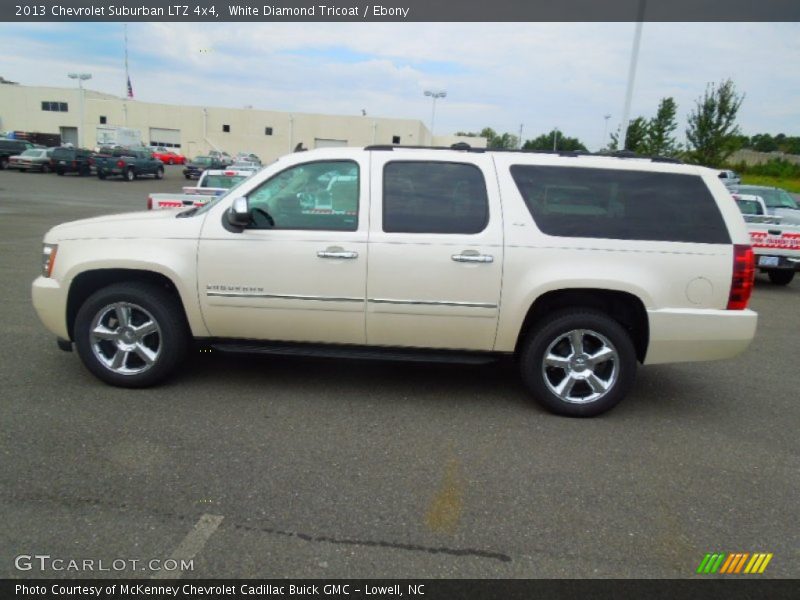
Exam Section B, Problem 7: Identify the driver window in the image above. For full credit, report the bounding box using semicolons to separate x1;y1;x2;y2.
247;160;359;231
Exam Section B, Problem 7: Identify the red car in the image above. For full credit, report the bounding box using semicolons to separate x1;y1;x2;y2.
150;146;186;165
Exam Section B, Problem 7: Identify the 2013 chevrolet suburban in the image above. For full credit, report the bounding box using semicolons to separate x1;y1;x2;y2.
32;146;758;416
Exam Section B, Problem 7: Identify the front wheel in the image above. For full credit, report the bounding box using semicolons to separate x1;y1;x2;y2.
0;158;8;170
766;269;795;286
125;168;135;181
41;164;50;173
155;167;164;180
519;309;637;417
73;282;188;387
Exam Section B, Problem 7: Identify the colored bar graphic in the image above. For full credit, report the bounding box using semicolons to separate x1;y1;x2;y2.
696;553;712;574
734;553;750;573
702;552;773;575
758;554;773;573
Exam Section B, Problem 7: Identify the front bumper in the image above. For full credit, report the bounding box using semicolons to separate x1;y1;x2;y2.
645;308;757;365
31;276;69;340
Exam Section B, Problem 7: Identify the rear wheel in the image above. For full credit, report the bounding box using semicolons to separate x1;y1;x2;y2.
1;157;9;169
766;269;795;286
41;164;50;173
519;309;637;417
97;172;106;180
73;282;188;387
125;167;136;182
167;158;174;165
155;166;164;180
56;169;65;176
184;174;191;180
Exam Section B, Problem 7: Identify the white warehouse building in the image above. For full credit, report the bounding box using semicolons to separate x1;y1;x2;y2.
0;82;485;161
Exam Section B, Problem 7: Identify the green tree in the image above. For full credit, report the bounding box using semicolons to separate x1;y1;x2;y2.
643;97;679;156
523;130;587;152
608;116;649;153
685;78;745;166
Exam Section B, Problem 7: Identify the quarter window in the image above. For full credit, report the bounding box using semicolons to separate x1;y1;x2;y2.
383;161;489;234
247;160;359;231
510;165;731;244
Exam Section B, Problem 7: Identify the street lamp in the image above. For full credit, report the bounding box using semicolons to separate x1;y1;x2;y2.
423;89;446;143
67;72;92;148
553;127;559;151
602;114;611;149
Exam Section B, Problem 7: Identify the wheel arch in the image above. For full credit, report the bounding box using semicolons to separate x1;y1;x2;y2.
514;288;649;363
66;269;193;341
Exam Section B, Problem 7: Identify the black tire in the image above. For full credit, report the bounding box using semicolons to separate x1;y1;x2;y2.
766;270;795;286
56;169;65;176
155;167;164;180
184;174;191;180
125;167;136;182
97;172;106;180
167;158;174;165
73;282;189;388
519;309;637;417
41;164;50;174
0;157;8;170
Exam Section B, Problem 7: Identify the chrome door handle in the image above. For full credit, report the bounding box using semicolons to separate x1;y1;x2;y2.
317;250;358;259
452;253;494;263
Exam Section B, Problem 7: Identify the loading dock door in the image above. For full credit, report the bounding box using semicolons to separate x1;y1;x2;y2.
314;138;348;148
149;127;181;149
59;127;77;146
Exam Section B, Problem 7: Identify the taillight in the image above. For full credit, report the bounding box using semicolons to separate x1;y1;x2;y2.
116;160;125;168
727;244;755;310
72;161;77;167
147;196;153;210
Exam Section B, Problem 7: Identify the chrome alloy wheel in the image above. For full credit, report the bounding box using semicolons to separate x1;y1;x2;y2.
541;328;619;404
89;302;162;375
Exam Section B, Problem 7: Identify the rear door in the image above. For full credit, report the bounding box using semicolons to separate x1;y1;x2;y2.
366;151;503;351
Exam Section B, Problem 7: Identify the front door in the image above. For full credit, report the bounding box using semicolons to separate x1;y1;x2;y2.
197;156;368;344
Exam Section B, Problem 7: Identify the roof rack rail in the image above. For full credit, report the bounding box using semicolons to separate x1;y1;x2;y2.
363;144;683;164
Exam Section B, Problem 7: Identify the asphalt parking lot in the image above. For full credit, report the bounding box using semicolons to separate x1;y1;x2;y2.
0;166;798;579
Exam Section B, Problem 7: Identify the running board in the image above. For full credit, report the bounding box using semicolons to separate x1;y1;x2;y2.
209;341;500;365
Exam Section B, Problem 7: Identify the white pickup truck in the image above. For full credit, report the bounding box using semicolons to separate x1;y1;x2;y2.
147;169;254;210
734;193;800;285
32;147;758;417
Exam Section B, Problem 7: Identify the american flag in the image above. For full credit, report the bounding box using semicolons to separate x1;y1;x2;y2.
127;76;134;99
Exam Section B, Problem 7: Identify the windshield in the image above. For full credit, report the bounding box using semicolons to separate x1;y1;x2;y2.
743;187;799;209
193;157;212;165
203;174;249;188
21;149;44;157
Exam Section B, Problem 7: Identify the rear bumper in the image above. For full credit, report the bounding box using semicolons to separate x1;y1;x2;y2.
31;276;69;340
645;308;757;365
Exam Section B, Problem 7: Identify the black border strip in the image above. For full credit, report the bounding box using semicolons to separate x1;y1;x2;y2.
3;0;800;22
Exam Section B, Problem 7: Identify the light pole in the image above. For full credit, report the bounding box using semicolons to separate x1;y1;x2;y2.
424;89;446;143
602;114;611;150
67;72;92;148
619;0;646;150
552;127;559;151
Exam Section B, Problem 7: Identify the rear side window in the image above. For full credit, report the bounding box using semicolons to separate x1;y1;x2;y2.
383;161;489;234
51;148;72;160
510;165;730;244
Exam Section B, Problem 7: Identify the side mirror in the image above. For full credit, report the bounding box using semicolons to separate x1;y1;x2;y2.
226;196;251;229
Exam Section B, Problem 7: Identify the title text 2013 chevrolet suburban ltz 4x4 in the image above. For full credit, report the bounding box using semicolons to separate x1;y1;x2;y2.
32;147;758;416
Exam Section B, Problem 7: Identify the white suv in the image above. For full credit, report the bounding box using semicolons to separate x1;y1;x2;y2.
32;146;757;416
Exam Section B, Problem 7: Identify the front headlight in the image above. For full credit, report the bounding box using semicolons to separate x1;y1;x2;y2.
42;243;58;277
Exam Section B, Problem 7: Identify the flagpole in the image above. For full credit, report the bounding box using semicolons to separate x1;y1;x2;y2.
124;23;129;98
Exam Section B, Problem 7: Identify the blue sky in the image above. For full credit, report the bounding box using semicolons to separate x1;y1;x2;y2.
0;22;798;150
